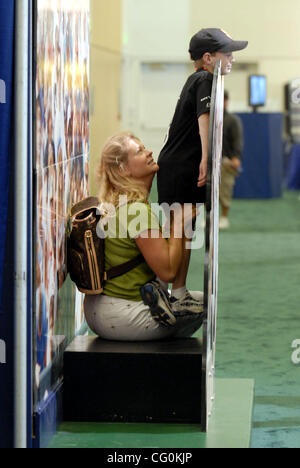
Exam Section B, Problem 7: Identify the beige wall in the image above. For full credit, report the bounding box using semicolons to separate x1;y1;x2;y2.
90;0;122;196
190;0;300;59
190;0;300;111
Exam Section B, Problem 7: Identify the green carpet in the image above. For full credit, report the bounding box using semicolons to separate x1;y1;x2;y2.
202;191;300;448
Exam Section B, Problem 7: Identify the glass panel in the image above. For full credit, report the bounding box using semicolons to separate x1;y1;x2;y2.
203;62;224;430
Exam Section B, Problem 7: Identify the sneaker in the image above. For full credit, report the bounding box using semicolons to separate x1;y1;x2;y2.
140;280;177;327
170;291;204;316
219;216;230;230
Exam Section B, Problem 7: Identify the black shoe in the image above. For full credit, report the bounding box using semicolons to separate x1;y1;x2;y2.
140;281;176;327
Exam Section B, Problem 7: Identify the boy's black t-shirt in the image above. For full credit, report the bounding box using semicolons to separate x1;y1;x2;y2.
157;69;213;204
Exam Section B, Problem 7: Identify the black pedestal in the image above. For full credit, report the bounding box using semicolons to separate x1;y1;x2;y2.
63;336;203;424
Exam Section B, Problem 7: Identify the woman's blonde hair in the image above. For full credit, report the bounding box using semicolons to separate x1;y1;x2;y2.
98;132;148;207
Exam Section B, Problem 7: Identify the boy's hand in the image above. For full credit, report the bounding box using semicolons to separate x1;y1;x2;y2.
198;159;207;187
231;157;241;171
198;113;210;187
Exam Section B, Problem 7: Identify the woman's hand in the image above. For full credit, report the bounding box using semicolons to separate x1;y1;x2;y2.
135;206;199;283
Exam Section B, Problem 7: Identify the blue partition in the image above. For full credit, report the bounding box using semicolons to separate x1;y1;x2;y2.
234;113;284;199
0;0;15;449
287;145;300;190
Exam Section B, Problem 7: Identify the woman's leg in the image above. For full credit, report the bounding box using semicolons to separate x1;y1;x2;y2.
84;294;204;342
84;295;176;342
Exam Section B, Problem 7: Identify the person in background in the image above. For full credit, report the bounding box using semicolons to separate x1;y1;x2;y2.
219;90;244;230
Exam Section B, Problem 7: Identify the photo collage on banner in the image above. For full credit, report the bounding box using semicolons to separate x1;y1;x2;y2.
34;0;90;399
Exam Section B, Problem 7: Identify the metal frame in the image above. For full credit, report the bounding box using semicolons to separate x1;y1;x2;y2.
202;61;224;431
14;0;31;449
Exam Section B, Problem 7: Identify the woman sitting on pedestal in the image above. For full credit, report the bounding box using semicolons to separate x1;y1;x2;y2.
84;132;204;341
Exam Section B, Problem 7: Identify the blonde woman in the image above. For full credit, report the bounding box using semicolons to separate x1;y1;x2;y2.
84;132;204;342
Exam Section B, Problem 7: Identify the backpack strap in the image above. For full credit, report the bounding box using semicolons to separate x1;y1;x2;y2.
105;254;145;281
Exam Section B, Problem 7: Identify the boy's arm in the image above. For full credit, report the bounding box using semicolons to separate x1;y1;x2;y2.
198;113;210;187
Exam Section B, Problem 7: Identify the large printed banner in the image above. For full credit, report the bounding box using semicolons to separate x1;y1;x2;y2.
34;0;90;402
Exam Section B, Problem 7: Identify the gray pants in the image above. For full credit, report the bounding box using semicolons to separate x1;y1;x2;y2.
84;292;204;342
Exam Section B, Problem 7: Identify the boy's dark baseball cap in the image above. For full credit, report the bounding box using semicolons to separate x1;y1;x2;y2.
189;28;248;60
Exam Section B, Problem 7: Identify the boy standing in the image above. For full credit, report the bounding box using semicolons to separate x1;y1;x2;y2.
157;28;248;310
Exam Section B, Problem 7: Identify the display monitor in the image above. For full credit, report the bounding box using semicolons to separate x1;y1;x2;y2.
249;75;267;110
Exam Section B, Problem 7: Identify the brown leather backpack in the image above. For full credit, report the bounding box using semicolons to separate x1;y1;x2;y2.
67;197;145;295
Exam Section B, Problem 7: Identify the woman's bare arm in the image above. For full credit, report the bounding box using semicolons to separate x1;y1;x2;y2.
135;230;183;283
135;206;197;282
